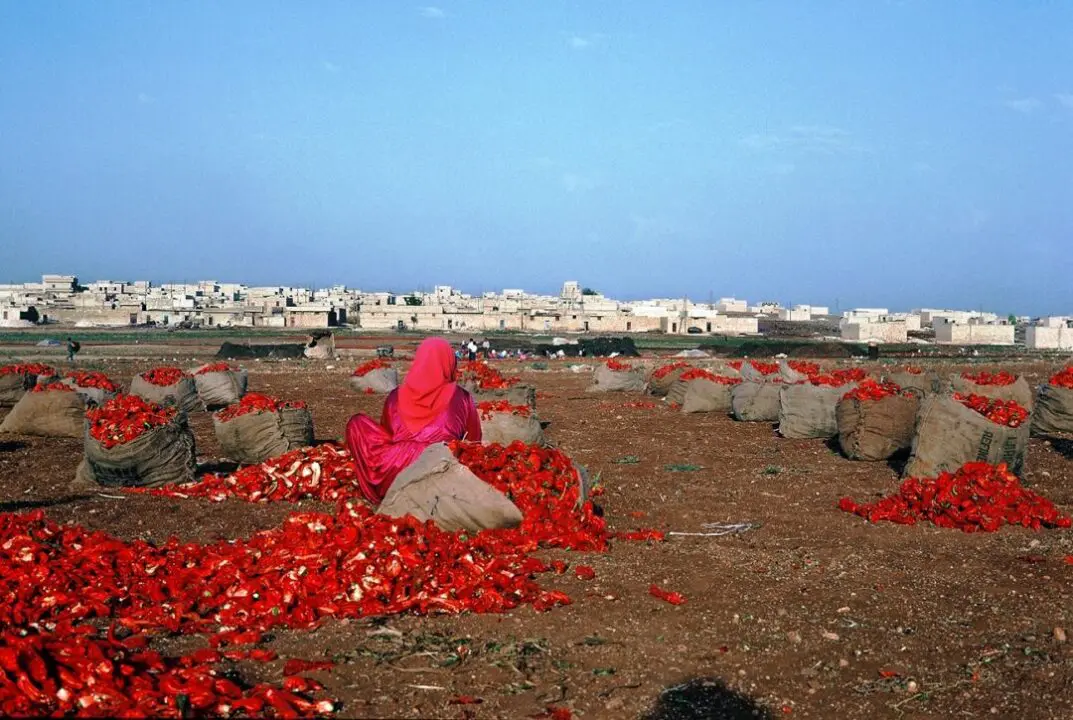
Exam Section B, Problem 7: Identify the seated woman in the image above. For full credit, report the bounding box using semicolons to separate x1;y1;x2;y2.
346;337;482;504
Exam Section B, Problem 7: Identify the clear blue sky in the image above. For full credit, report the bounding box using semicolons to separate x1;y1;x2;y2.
2;2;1071;314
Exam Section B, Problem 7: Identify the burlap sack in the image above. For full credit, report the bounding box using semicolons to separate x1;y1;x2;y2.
836;393;921;461
665;378;689;407
60;379;115;407
648;366;690;397
904;395;1029;479
1031;384;1073;436
193;368;249;409
0;390;86;438
0;372;54;407
377;443;523;533
79;414;197;488
739;362;777;383
950;375;1035;410
680;379;735;414
778;383;857;439
468;384;537;409
885;371;944;397
480;411;545;446
587;365;647;393
214;407;314;465
350;368;399;395
731;382;782;422
778;362;810;385
130;374;202;413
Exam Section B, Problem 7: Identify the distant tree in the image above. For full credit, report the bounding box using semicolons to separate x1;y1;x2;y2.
19;306;39;324
581;287;599;296
403;295;423;306
1007;314;1017;325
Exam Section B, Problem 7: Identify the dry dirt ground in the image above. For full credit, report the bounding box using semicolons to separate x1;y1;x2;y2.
3;343;1073;719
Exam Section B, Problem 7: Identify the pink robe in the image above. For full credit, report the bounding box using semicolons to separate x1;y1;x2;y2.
346;386;482;504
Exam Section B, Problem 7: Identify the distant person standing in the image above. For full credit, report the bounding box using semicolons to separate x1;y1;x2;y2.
466;339;478;362
481;339;491;357
66;337;80;363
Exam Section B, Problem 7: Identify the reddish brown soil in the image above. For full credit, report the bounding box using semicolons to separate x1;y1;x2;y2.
3;350;1073;719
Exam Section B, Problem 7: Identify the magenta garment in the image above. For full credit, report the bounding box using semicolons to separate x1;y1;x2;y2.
345;386;482;504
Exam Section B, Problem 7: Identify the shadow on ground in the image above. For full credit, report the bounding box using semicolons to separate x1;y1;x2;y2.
1049;438;1073;461
0;441;26;453
641;677;772;720
0;495;94;513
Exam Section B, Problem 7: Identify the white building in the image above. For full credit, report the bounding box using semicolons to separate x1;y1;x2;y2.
1026;320;1073;350
934;318;1015;346
840;317;908;344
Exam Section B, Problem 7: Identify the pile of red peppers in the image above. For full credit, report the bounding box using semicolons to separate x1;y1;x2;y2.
1049;367;1073;389
0;363;55;378
786;361;820;375
137;443;361;504
807;368;868;387
86;395;177;449
838;462;1071;533
604;358;633;372
678;368;741;385
65;370;120;392
196;362;237;375
30;382;76;394
954;393;1029;428
352;359;391;377
214;393;307;423
460;361;519;389
747;361;781;376
139;367;189;387
842;379;905;402
651;362;691;380
477;401;532;420
961;370;1018;387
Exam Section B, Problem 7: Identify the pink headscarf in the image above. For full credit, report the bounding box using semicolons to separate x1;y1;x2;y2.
397;337;459;434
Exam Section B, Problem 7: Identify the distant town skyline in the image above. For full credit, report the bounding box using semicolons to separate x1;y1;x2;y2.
2;2;1071;314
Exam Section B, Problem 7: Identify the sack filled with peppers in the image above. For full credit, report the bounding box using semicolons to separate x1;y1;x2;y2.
884;368;944;398
679;369;741;414
0;382;86;438
478;401;546;446
904;392;1030;479
950;370;1035;410
777;371;866;439
836;380;921;461
78;394;198;488
60;370;120;407
647;362;692;397
588;361;647;393
0;363;57;407
469;384;538;409
1032;367;1073;437
190;362;248;409
378;442;524;533
129;367;202;413
213;393;315;465
349;359;400;395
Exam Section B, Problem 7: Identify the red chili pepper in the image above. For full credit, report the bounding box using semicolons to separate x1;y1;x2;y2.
574;566;596;580
649;584;686;605
0;363;56;377
64;370;120;392
651;362;691;380
460;361;519;389
352;359;392;376
1050;367;1073;389
962;370;1018;387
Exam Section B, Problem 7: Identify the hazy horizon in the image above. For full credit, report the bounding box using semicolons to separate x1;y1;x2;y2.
2;2;1071;314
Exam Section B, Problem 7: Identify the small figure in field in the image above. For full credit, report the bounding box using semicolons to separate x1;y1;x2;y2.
66;337;80;363
466;339;478;362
